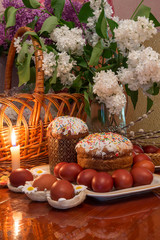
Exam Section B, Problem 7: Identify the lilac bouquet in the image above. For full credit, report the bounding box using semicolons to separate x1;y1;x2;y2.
0;0;85;52
2;0;160;117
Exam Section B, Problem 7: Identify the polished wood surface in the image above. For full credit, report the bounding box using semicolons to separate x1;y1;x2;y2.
1;187;160;240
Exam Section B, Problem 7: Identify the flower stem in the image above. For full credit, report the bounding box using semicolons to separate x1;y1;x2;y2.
130;0;144;19
95;64;116;72
68;0;86;36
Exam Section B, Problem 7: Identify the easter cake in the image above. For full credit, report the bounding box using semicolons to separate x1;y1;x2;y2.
76;132;133;174
47;116;89;173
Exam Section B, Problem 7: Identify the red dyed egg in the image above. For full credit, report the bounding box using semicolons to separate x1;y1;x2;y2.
131;167;153;186
54;162;67;178
50;180;74;201
133;160;155;173
133;153;151;164
133;144;144;154
112;169;133;190
143;145;159;153
91;172;113;192
77;169;97;189
59;163;83;182
9;168;33;187
32;174;57;191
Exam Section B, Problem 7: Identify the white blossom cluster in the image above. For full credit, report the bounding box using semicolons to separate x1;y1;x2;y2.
86;0;114;46
50;26;85;56
14;37;22;53
118;47;160;92
42;51;56;77
114;17;157;55
14;37;35;54
93;70;126;115
42;51;76;86
57;52;76;85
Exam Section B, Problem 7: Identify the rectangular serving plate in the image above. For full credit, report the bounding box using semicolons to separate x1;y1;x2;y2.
86;174;160;200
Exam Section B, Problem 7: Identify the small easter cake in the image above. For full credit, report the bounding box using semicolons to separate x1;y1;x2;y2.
76;132;133;174
47;116;89;173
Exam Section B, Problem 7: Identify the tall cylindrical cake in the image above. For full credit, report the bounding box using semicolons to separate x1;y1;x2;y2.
47;116;89;174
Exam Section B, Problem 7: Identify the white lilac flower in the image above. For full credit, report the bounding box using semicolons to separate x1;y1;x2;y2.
86;0;113;46
14;37;35;54
50;26;85;56
89;0;113;18
42;51;57;78
31;168;47;177
22;184;37;194
14;37;22;53
118;47;160;92
117;67;139;91
74;185;87;194
57;52;76;86
93;70;120;96
93;70;126;115
114;16;157;55
103;92;126;115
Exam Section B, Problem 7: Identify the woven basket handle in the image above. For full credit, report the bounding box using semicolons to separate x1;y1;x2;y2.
4;26;44;94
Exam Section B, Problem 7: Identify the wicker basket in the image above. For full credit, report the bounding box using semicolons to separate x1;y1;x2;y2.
0;27;86;173
146;153;160;166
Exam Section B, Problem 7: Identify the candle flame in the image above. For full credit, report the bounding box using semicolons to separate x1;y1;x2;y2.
11;129;16;146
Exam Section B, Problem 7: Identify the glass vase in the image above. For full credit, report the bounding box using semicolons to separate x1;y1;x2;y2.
87;100;126;133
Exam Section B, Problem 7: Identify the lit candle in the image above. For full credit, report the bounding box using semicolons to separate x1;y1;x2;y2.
10;129;20;170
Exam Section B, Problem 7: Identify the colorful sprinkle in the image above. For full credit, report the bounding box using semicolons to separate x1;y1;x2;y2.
48;116;88;136
76;132;133;156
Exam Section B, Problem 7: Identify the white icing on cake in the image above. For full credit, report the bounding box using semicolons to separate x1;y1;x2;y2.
76;132;133;155
48;116;88;135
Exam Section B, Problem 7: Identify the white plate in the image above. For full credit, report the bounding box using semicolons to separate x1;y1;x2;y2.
31;165;50;173
47;191;86;209
86;174;160;200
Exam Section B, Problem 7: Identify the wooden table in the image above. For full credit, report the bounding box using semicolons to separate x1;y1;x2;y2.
1;187;160;240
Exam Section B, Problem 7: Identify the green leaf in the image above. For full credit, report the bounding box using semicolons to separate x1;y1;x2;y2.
133;4;151;20
96;9;107;39
95;63;116;72
147;97;153;112
84;91;91;116
50;67;57;84
29;66;36;83
5;7;17;28
83;44;93;60
22;0;40;9
51;0;65;19
149;13;160;27
125;85;138;109
17;42;29;63
60;19;75;28
18;53;32;86
102;48;112;58
40;16;58;34
88;83;93;99
78;2;94;23
39;39;47;52
71;75;83;92
107;18;118;37
88;40;104;66
27;16;39;29
76;57;88;68
23;31;39;40
146;83;159;95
